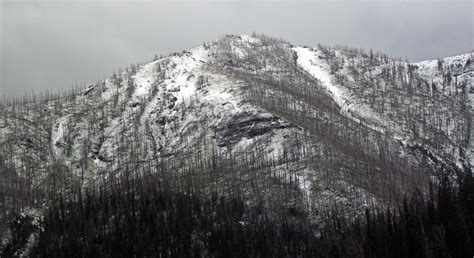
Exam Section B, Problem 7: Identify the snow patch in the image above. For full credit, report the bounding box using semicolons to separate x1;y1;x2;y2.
293;47;387;134
51;115;71;156
241;34;261;44
133;60;159;98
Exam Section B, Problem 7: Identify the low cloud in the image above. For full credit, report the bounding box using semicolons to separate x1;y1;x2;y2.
1;1;472;96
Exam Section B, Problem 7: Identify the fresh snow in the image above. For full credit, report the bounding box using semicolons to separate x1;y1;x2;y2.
241;34;261;44
133;60;159;98
293;47;339;102
164;46;209;103
293;47;387;134
293;46;473;169
413;53;472;90
52;115;70;156
414;52;474;166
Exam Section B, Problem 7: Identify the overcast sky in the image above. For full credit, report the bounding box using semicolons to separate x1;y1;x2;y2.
1;1;472;97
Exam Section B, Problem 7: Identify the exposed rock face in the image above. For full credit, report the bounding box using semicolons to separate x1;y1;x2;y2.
213;112;294;147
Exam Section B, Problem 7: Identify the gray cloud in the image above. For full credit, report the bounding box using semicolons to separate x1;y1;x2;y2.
1;1;472;96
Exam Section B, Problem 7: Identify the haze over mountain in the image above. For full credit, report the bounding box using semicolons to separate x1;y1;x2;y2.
2;1;472;96
0;34;473;257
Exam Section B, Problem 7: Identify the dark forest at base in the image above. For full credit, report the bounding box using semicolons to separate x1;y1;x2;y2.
4;170;473;258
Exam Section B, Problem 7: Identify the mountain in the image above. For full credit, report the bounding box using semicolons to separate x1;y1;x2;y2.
0;34;472;254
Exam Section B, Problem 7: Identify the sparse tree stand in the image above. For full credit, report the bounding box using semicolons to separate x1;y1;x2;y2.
0;34;472;257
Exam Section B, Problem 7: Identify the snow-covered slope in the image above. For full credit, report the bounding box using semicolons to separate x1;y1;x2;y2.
1;35;471;233
292;45;472;173
414;52;473;167
293;46;387;134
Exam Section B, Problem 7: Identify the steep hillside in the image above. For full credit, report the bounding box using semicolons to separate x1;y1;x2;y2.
0;35;472;247
414;53;473;166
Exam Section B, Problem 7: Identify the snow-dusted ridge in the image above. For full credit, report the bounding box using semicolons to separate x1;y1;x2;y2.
1;35;471;242
293;46;387;134
415;52;474;167
294;45;472;171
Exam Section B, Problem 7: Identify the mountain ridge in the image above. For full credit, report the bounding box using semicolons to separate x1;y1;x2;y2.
1;34;472;234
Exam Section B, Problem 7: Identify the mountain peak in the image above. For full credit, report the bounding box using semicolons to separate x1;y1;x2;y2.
1;35;472;238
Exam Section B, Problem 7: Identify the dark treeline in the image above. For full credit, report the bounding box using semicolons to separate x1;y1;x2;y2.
3;168;472;257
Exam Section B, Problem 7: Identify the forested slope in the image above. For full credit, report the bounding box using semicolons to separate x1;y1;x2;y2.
0;34;472;256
